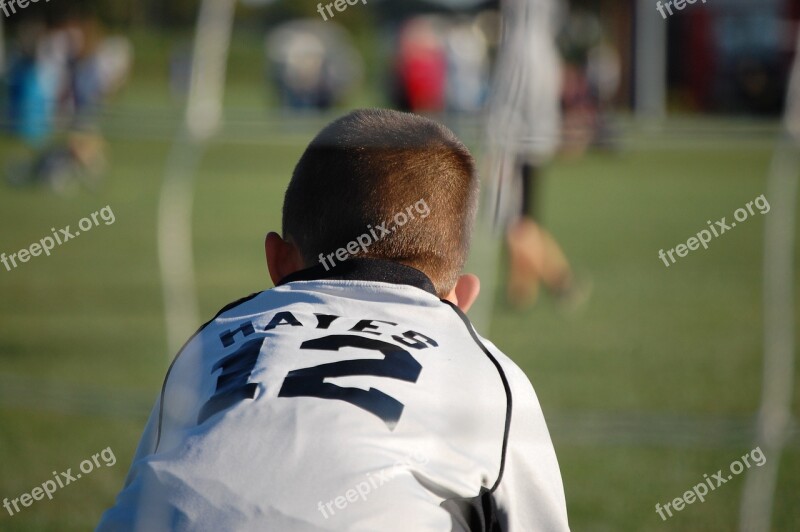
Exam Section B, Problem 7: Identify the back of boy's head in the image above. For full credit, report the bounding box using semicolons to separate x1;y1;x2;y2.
282;109;478;298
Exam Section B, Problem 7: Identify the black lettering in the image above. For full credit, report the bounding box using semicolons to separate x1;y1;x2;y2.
198;337;265;423
315;314;340;329
350;319;397;335
392;330;438;349
219;321;255;348
264;311;302;331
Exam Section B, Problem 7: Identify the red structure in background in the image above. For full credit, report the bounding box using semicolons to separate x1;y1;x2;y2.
685;6;715;110
577;0;798;115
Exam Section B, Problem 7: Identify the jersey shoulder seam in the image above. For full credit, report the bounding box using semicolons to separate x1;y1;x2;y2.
441;300;513;493
154;290;264;452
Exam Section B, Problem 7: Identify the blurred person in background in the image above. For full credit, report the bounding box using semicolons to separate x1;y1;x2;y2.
486;0;584;309
585;38;621;150
444;16;490;114
560;59;595;157
558;9;619;155
265;19;363;112
6;15;131;193
6;20;53;146
393;16;447;113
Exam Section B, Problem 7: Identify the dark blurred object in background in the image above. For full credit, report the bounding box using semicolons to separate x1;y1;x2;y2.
667;0;796;114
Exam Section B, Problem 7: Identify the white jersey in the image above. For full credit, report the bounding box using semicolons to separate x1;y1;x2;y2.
97;260;569;531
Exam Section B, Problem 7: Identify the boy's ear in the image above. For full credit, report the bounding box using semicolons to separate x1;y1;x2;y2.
445;273;480;313
265;232;306;285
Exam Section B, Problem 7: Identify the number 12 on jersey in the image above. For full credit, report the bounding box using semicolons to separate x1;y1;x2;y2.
199;334;423;430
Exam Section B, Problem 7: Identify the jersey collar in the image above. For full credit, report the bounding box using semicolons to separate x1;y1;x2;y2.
277;258;437;296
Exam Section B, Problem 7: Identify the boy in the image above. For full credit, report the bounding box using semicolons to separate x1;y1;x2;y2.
97;109;569;531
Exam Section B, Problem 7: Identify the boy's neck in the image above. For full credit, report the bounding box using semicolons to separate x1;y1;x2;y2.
277;258;437;297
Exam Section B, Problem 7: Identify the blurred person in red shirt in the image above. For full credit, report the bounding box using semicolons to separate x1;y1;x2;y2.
395;16;447;113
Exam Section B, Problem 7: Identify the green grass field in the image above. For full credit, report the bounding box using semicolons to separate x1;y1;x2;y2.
1;34;799;531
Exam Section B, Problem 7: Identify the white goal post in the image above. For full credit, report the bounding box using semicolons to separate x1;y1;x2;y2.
158;0;237;356
738;30;800;532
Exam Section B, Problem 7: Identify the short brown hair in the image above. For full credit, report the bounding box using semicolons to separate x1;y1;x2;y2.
282;109;478;297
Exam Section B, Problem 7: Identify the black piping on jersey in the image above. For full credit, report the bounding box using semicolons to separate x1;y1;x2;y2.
441;300;512;494
154;291;263;452
277;258;438;296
